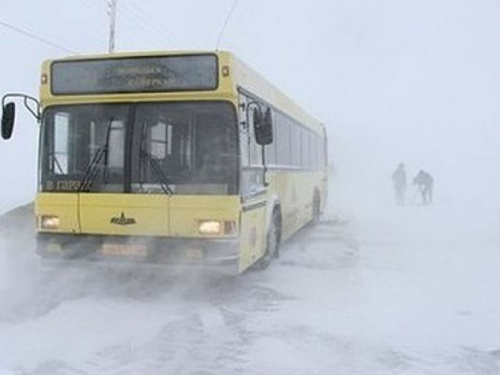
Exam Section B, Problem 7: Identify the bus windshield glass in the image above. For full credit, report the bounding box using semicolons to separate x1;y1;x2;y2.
51;54;218;95
40;102;238;195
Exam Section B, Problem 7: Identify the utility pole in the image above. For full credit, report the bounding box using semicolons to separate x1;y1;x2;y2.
108;0;117;53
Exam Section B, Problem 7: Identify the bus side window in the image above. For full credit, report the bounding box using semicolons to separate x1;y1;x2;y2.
311;134;318;169
239;94;266;195
276;112;291;166
319;134;325;167
302;129;311;168
238;94;250;167
248;106;262;166
240;130;249;167
290;120;301;167
265;111;277;164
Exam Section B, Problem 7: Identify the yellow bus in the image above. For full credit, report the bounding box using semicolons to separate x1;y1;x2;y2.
1;51;328;273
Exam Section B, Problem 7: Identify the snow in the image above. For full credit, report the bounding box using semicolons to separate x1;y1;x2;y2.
0;191;500;374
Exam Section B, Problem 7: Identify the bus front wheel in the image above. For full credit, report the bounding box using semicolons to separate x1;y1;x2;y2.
256;208;281;270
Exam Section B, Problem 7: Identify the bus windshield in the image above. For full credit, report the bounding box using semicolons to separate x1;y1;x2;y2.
40;102;239;195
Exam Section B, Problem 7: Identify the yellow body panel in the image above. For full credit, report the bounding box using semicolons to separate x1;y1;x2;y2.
239;200;267;271
268;169;328;242
79;194;169;236
38;194;243;238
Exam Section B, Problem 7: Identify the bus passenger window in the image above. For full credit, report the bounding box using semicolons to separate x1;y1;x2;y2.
265;112;277;165
291;122;301;167
320;137;327;166
276;113;291;166
302;129;311;168
248;109;262;166
311;134;318;168
240;130;250;167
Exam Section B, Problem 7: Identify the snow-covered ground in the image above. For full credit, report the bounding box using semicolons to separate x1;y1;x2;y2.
0;193;499;374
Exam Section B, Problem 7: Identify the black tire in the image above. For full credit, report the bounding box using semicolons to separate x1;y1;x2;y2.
311;192;321;225
256;208;281;270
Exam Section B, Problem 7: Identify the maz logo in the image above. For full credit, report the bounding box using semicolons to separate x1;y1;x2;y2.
110;212;137;226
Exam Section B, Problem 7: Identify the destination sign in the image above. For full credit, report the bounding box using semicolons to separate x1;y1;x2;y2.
51;54;218;95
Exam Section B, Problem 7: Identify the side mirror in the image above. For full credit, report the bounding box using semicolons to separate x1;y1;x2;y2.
252;106;263;126
1;102;16;140
254;107;273;146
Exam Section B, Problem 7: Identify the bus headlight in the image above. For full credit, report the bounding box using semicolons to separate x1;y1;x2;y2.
198;220;237;236
41;215;60;230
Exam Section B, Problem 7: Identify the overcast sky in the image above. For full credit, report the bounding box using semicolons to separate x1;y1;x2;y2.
1;0;500;213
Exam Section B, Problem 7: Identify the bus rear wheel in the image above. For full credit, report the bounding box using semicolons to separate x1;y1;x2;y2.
256;208;281;270
311;192;321;225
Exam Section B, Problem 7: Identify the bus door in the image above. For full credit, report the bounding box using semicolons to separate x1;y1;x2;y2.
239;105;268;270
240;170;268;270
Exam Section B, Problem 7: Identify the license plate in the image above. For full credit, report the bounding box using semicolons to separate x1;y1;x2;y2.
47;243;62;253
101;244;147;257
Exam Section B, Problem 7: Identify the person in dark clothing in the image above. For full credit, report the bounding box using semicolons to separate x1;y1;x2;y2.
413;170;434;205
392;163;407;205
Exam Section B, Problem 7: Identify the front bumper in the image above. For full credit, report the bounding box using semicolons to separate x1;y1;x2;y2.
36;233;240;269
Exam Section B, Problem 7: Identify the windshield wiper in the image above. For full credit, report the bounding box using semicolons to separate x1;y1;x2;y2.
78;118;113;192
78;145;107;192
140;149;174;195
51;152;65;174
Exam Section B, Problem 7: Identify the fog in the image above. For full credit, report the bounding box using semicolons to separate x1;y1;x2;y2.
2;0;500;213
1;0;500;373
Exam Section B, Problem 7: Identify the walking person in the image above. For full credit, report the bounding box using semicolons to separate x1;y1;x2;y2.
413;170;434;205
392;163;407;205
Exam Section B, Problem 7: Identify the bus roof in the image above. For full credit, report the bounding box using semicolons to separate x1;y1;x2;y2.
42;50;325;134
229;53;324;134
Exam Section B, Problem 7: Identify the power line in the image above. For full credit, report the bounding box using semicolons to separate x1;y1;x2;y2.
74;0;105;11
0;18;79;55
216;0;241;50
120;0;178;46
118;8;171;49
125;0;178;42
